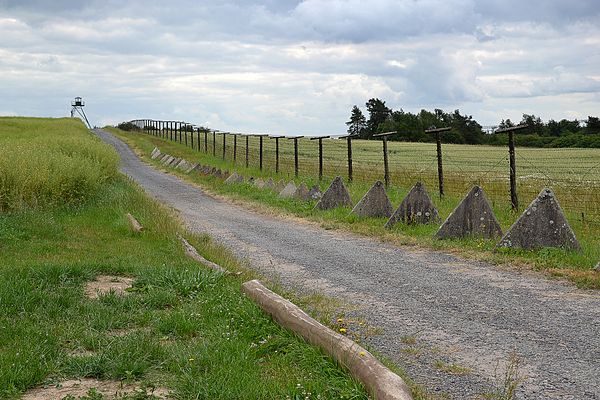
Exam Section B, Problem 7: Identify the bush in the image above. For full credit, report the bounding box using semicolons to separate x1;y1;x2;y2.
116;122;141;132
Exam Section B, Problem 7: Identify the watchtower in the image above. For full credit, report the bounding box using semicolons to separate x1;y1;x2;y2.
70;97;91;128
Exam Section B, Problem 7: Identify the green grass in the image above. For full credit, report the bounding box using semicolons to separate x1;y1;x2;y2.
0;178;370;399
0;117;118;211
0;118;381;399
110;127;600;289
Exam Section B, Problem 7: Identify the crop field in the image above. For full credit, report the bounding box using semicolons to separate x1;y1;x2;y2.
153;128;600;221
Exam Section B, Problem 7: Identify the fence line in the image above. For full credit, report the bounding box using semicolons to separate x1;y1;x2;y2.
128;119;600;222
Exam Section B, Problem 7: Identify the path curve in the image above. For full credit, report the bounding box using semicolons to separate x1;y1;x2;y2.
97;129;600;400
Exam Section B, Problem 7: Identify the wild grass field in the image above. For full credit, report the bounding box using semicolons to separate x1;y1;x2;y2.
111;127;600;289
0;117;119;211
0;118;386;399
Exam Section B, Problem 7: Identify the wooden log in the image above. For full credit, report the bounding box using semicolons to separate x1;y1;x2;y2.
242;280;413;400
178;235;227;274
126;213;143;233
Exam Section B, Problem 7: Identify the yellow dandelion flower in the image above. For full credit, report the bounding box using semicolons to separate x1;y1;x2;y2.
339;328;347;334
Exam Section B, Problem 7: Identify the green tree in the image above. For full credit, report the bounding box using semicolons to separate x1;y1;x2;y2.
345;105;367;137
585;116;600;134
365;98;391;139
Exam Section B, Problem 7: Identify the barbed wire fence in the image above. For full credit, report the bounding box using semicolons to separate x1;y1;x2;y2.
130;119;600;223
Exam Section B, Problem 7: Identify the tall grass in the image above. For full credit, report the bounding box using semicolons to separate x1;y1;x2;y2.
0;117;118;211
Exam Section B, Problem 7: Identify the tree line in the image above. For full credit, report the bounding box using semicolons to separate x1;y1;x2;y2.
346;99;600;148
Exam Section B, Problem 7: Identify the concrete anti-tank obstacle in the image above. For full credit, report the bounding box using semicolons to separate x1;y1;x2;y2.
496;188;581;251
351;181;393;218
309;185;322;200
385;182;439;228
150;147;162;159
294;182;311;201
225;172;242;184
314;176;352;210
264;178;276;190
160;155;173;165
254;178;265;189
242;280;413;400
279;181;297;198
175;159;190;170
436;185;502;239
594;262;600;273
168;157;182;167
158;154;169;163
185;163;200;173
275;180;286;193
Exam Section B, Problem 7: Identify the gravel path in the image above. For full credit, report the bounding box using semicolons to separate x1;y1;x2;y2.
97;129;600;399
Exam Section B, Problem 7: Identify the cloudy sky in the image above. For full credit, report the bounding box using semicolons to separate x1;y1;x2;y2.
0;0;599;135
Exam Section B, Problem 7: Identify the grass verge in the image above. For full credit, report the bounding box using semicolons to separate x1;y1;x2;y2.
1;118;385;399
108;127;600;289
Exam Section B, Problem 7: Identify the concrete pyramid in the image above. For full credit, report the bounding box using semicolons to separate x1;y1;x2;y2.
309;185;323;200
254;178;265;188
314;176;352;210
351;181;393;218
264;178;276;190
169;158;182;167
225;172;242;184
185;163;200;173
275;180;286;193
160;155;173;165
385;182;439;227
436;186;502;239
279;181;297;198
175;159;189;170
150;147;162;159
496;188;580;251
157;154;168;163
294;183;310;201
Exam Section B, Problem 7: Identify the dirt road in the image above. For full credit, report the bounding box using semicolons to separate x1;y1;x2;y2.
97;129;600;399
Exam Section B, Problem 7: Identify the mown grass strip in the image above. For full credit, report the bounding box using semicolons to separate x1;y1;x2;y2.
108;127;600;289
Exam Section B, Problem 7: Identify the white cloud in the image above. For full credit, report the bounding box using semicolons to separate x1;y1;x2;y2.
0;0;599;132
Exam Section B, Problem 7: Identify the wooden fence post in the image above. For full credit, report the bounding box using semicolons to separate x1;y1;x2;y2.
425;127;451;199
288;136;303;178
373;132;395;188
245;135;249;168
496;125;528;211
233;134;237;163
222;132;226;160
272;136;285;174
310;136;330;180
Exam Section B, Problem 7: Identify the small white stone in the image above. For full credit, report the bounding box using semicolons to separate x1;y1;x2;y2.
549;220;554;225
416;211;422;216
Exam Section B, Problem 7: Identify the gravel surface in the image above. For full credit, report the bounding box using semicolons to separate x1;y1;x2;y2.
97;129;600;399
